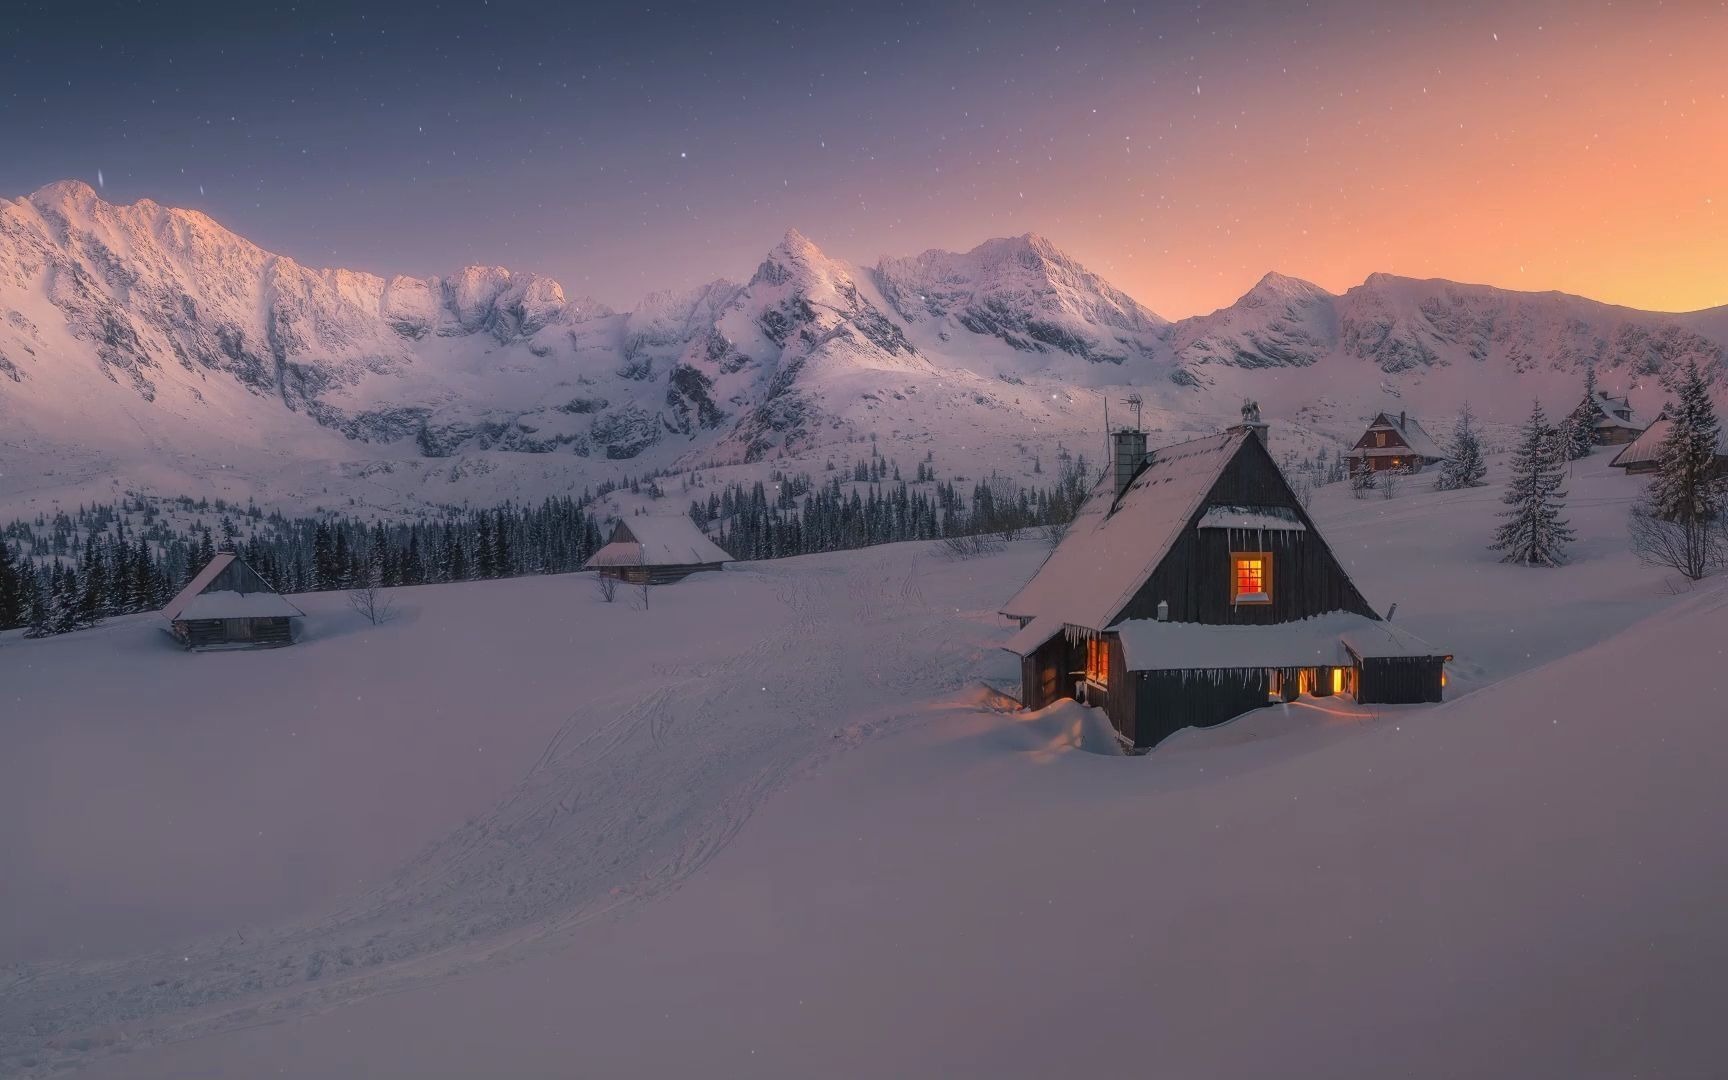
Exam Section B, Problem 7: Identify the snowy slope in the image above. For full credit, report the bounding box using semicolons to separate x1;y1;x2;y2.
3;180;1726;521
70;577;1728;1080
0;447;1712;1078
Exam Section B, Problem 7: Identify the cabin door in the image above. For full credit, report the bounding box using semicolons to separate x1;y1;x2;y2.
224;618;253;641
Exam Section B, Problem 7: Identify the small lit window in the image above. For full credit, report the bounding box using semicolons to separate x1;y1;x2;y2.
1085;638;1109;687
1232;552;1272;604
1374;431;1388;447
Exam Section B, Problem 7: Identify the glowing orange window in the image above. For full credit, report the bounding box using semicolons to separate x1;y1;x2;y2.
1084;638;1109;687
1232;553;1272;604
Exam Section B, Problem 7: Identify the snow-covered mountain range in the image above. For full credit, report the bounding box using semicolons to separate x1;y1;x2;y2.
2;179;1723;515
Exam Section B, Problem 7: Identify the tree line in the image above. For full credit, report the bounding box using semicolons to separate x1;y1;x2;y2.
0;451;1096;638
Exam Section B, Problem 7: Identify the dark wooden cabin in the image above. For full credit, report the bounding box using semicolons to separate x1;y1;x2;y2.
1003;410;1450;750
1345;411;1447;476
1576;390;1645;446
162;552;304;650
1609;408;1728;477
583;516;731;585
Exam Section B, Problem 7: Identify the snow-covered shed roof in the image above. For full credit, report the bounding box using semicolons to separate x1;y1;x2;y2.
1196;505;1307;532
584;515;731;569
1610;415;1670;470
1113;612;1447;672
162;553;305;621
1348;413;1447;461
1001;430;1244;630
1609;411;1723;470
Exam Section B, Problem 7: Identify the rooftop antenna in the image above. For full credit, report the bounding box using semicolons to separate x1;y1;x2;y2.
1120;391;1144;432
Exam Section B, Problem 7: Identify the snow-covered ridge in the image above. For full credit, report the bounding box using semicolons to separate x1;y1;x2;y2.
2;180;1725;517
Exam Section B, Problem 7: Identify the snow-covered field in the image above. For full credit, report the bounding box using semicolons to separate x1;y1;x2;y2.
3;451;1724;1078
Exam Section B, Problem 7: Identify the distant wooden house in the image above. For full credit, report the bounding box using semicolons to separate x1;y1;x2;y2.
1345;411;1447;476
1576;389;1646;445
1002;414;1450;750
162;552;304;650
584;516;731;584
1609;409;1728;477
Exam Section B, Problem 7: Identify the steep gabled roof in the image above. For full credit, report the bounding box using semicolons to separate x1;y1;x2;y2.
1587;389;1642;428
1001;430;1243;630
162;553;304;621
584;515;731;569
1350;412;1447;461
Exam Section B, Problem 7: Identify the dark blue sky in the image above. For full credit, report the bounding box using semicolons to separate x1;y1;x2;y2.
5;1;1722;315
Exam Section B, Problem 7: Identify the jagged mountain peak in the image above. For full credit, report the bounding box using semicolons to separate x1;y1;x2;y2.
874;233;1169;367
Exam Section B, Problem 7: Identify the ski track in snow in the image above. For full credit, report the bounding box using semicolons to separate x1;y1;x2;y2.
0;548;992;1072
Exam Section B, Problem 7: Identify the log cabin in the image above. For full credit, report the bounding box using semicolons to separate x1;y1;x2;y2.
1002;410;1450;750
1345;411;1447;476
1576;389;1646;446
162;552;304;649
584;515;732;584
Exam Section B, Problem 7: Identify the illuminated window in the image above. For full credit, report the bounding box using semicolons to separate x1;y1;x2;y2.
1231;552;1272;604
1085;637;1109;687
1374;431;1388;447
1331;667;1345;695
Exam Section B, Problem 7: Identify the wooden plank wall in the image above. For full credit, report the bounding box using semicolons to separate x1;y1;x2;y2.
1357;657;1444;704
1117;439;1378;626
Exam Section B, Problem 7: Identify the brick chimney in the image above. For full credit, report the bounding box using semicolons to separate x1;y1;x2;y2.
1111;427;1147;502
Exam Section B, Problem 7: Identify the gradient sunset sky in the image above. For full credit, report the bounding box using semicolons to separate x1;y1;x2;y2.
4;0;1724;317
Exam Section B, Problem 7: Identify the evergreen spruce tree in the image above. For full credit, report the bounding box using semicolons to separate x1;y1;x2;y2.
1628;358;1727;580
22;564;50;638
1436;403;1487;490
1646;358;1724;524
0;541;22;631
1491;401;1575;566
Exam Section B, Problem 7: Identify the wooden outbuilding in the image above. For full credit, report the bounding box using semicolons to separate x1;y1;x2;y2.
1002;415;1450;750
584;516;731;584
1609;409;1728;477
162;552;304;650
1345;411;1447;476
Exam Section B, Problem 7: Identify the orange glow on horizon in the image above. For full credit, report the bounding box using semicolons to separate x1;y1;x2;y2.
887;5;1728;319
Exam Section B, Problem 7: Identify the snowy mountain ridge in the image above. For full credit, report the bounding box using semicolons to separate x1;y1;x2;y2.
2;180;1724;516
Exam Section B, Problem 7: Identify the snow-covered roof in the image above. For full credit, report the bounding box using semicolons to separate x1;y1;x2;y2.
1349;413;1447;461
1113;612;1447;672
175;590;306;620
1609;416;1668;469
1003;615;1064;658
1197;505;1307;532
583;515;731;569
162;553;304;621
1608;411;1724;470
1000;430;1245;629
1588;390;1643;428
